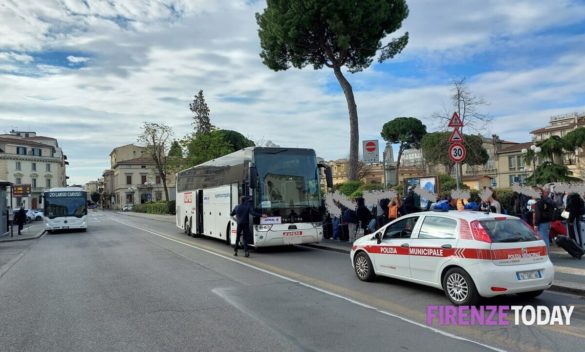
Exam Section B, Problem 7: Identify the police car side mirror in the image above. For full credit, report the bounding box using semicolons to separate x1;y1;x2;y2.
375;232;382;244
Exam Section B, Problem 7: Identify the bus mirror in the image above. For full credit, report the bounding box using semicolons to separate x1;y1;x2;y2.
324;167;333;189
249;166;258;189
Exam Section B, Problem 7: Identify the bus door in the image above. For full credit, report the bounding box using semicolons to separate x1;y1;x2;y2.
196;190;204;234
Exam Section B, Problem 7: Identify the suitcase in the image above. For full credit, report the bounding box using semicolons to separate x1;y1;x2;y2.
555;236;584;259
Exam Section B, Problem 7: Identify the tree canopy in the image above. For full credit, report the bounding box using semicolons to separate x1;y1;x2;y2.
525;161;581;184
420;132;489;173
185;129;255;167
564;127;585;150
381;117;427;185
256;0;409;181
190;90;213;135
137;122;174;201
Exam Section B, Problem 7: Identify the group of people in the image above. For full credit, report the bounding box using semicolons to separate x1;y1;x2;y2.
330;186;423;241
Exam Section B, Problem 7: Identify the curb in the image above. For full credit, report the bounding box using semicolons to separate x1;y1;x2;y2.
0;230;46;243
304;242;351;254
307;242;585;297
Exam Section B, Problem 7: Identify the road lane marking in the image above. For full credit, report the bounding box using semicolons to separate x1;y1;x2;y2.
111;217;520;352
555;266;585;276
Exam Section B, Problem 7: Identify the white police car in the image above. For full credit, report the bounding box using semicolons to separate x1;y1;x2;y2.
350;210;554;305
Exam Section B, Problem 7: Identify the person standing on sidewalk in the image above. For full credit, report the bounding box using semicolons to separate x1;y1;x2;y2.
231;196;264;257
534;188;555;252
14;206;27;236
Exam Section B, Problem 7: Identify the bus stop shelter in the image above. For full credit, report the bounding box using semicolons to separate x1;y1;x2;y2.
0;179;12;235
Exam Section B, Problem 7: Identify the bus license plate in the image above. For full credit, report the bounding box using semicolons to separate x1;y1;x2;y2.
516;270;541;280
284;236;303;245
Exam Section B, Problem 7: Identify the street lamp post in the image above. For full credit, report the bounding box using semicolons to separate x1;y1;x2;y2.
521;144;541;185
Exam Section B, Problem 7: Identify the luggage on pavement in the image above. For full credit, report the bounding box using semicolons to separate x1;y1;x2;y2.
555;235;584;259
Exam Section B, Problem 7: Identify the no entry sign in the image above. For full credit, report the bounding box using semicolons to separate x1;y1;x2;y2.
449;143;466;163
363;140;379;163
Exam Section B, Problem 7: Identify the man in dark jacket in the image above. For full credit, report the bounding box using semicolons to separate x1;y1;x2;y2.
566;192;585;246
355;197;373;236
15;206;27;235
534;190;556;252
231;196;263;257
403;186;419;215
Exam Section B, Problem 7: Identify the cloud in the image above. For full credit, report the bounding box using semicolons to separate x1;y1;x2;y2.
66;55;89;63
1;0;585;186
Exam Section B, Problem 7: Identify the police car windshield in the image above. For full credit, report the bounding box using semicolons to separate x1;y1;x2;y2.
478;219;540;243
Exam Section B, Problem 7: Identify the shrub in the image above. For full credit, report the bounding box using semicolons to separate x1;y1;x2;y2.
338;181;363;197
167;200;176;215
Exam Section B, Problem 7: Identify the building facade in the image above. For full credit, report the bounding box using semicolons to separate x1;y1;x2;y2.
108;144;175;209
0;131;68;209
530;111;585;180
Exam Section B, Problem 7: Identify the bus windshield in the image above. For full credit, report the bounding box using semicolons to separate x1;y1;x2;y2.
254;150;320;210
45;195;87;218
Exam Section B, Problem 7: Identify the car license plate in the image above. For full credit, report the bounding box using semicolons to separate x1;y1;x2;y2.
516;270;542;280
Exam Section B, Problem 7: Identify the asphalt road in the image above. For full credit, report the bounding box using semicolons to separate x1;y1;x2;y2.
0;211;583;352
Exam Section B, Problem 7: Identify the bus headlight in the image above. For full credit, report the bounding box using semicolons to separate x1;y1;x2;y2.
256;225;272;232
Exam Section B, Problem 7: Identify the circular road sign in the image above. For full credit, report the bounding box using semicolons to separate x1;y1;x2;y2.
365;141;376;152
449;143;466;163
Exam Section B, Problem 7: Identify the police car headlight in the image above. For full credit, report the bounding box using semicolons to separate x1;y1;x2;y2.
312;222;322;228
256;225;272;232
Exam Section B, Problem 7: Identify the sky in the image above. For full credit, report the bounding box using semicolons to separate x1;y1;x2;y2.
1;0;585;186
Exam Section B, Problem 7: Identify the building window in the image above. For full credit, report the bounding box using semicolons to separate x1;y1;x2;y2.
156;176;161;184
32;178;37;188
508;156;516;171
46;163;51;172
517;156;524;171
31;148;42;156
15;177;22;185
141;175;147;184
141;165;146;169
32;162;37;171
16;161;21;170
46;179;51;188
16;146;27;155
126;175;132;185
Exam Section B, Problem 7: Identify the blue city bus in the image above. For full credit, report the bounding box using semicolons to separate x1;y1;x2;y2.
43;187;88;232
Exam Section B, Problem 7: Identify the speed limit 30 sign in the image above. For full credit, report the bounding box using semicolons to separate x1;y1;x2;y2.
449;143;466;163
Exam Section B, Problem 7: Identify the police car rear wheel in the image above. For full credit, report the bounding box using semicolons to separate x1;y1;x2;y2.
354;252;375;282
443;268;479;305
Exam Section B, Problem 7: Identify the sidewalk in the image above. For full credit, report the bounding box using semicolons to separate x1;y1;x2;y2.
307;238;585;296
0;221;46;242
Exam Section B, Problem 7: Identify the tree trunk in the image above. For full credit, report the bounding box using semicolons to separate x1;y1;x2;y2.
158;168;169;201
395;143;404;187
333;65;359;181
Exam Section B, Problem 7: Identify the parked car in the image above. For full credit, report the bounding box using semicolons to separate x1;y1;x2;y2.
122;204;133;212
350;210;553;305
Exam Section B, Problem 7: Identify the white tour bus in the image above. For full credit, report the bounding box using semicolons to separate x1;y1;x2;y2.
43;187;88;232
175;147;332;247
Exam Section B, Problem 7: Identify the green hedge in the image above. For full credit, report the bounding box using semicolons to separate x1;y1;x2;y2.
132;201;175;215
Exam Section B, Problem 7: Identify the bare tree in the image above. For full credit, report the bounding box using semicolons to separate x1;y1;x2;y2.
189;90;213;135
355;161;374;181
434;78;491;134
138;122;174;201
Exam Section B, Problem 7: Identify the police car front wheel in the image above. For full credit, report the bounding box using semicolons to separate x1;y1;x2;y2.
442;268;480;306
354;252;376;282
